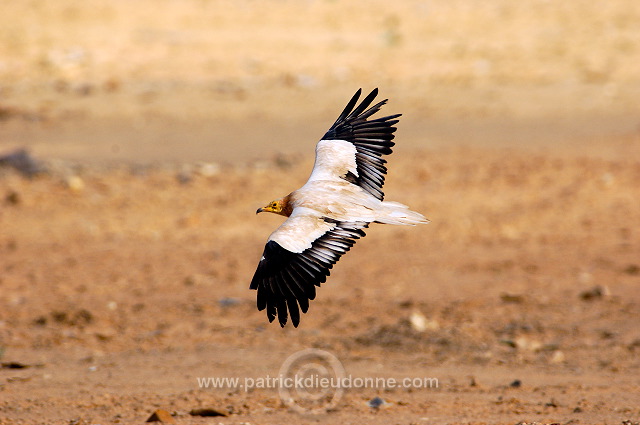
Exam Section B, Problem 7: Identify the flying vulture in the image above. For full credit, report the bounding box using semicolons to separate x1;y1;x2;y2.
251;88;427;327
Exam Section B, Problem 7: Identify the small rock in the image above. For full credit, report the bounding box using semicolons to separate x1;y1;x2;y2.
51;311;68;323
367;396;386;409
500;339;517;348
4;190;20;205
409;310;438;332
549;350;565;364
509;379;522;388
65;175;85;192
146;409;175;423
189;407;227;417
515;336;542;352
1;362;30;369
409;311;427;332
33;316;47;326
70;309;94;326
176;171;192;185
0;149;45;177
398;299;413;309
580;285;610;300
219;297;240;307
545;398;559;408
94;327;116;341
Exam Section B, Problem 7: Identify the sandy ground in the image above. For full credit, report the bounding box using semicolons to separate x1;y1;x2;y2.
1;1;640;424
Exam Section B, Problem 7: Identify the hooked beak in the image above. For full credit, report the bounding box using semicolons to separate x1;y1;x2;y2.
256;207;264;214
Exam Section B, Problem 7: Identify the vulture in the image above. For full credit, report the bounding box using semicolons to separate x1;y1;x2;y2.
251;88;427;327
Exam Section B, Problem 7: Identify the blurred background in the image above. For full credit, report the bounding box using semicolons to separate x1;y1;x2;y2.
1;0;639;163
1;1;639;423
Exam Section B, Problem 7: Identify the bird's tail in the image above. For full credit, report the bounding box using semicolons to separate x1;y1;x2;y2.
374;201;429;225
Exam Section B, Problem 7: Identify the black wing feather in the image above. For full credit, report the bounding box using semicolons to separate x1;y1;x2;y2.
322;88;401;201
250;221;368;327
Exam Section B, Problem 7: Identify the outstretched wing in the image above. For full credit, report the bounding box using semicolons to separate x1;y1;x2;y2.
319;88;401;201
250;215;368;327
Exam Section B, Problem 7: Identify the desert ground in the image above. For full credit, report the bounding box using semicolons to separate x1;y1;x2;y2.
1;1;639;424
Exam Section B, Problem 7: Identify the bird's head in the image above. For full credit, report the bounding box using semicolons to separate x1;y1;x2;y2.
256;196;292;217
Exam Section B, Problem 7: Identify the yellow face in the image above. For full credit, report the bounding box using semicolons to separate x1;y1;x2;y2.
257;200;283;215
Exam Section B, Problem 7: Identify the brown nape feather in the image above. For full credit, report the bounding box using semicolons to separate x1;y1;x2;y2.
280;194;294;217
